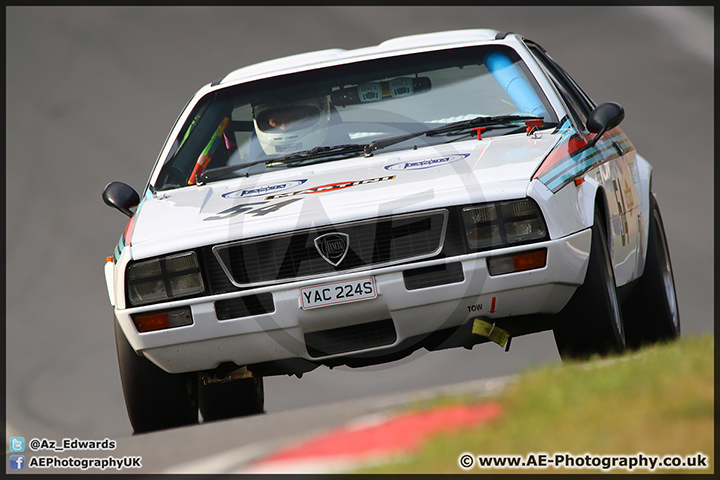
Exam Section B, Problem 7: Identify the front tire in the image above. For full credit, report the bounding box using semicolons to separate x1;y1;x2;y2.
553;210;626;360
114;320;198;433
623;195;680;348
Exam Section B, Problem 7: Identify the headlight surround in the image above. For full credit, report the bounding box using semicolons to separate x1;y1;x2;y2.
462;198;549;251
126;251;205;306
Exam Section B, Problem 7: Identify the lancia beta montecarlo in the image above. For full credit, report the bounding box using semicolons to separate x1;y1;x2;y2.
103;29;680;433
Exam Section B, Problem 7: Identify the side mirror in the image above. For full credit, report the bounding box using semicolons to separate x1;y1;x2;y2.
586;102;624;148
103;181;140;217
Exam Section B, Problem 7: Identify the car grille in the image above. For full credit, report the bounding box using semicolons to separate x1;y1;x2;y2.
304;319;397;358
210;210;448;288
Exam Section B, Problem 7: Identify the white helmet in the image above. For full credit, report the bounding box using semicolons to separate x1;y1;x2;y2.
253;97;331;155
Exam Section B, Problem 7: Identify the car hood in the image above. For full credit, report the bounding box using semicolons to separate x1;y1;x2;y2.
129;133;557;259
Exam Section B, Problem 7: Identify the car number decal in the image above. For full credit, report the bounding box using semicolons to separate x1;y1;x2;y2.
204;198;301;221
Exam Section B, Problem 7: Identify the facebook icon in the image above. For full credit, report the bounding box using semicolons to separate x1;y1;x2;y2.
9;455;25;470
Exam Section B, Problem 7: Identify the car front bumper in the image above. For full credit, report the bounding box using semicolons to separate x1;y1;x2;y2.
116;228;591;373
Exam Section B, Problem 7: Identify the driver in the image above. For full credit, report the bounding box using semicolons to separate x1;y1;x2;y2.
252;96;332;155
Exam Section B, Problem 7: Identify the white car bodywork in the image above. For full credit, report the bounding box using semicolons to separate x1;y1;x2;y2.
105;29;652;374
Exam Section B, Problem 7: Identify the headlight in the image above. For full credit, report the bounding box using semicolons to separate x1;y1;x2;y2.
126;251;205;306
462;198;548;251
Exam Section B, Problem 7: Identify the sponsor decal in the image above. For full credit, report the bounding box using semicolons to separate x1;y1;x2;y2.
358;83;382;103
384;153;471;171
223;179;308;198
275;142;302;153
265;175;396;200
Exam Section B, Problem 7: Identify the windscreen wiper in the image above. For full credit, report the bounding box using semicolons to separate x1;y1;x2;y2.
197;144;369;183
363;114;546;155
198;115;548;183
266;144;369;167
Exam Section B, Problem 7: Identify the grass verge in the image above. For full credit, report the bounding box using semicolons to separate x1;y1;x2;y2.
357;333;714;474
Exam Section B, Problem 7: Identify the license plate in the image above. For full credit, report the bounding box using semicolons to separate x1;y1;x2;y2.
300;277;377;310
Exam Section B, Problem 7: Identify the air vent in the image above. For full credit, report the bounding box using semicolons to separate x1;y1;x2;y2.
403;262;465;290
304;319;397;358
215;293;274;321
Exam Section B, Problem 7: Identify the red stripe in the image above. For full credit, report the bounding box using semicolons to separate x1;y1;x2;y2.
258;403;502;464
303;181;357;194
533;133;588;179
123;215;135;246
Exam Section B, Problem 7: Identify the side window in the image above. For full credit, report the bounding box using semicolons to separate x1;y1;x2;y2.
526;43;596;130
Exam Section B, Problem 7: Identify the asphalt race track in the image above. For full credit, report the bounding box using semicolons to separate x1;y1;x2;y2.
6;6;713;473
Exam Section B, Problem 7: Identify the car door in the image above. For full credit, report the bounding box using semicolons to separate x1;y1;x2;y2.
525;41;642;286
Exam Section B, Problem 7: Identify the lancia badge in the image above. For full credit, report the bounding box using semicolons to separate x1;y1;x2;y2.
314;233;350;266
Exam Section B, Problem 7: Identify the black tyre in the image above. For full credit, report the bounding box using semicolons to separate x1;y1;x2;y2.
114;320;198;433
198;376;264;422
623;196;680;349
553;209;626;360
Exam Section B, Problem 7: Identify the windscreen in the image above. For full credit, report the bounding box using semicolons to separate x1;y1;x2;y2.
154;45;557;191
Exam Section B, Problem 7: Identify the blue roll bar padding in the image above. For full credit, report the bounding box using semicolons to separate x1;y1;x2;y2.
484;51;547;117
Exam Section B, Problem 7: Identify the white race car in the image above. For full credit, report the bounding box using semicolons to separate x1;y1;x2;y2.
103;29;679;433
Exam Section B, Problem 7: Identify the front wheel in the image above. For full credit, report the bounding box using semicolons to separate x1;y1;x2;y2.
623;195;680;349
553;210;626;360
114;319;198;433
